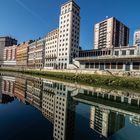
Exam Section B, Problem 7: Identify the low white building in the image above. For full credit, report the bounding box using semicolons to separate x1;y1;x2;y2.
76;45;140;71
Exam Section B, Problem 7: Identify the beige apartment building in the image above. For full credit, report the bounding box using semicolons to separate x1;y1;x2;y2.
94;17;129;49
16;41;31;66
45;28;59;69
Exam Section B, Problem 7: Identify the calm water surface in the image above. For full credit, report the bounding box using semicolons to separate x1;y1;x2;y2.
0;72;140;140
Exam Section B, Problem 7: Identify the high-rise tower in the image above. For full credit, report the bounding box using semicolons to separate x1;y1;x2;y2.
94;17;129;49
57;0;80;69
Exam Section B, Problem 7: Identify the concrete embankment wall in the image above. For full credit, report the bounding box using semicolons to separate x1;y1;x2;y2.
1;67;140;91
43;69;140;77
1;66;140;78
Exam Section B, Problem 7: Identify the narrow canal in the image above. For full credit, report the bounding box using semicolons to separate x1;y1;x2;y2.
0;72;140;140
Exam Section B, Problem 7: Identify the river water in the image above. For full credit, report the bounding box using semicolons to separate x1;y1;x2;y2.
0;72;140;140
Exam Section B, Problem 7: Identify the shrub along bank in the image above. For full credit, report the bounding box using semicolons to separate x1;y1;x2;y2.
0;68;140;91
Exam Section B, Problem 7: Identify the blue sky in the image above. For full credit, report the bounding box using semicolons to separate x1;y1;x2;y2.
0;0;140;49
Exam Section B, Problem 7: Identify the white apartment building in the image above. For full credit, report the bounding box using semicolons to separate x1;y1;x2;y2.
57;0;80;69
45;29;59;69
134;29;140;46
35;38;45;69
94;17;129;49
28;41;36;68
28;38;45;69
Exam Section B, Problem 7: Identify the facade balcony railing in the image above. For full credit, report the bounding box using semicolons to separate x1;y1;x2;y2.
45;56;57;59
28;51;35;54
35;49;43;52
28;58;34;61
35;57;43;60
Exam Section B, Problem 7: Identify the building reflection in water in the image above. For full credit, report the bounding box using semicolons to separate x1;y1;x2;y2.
90;106;125;138
15;77;27;104
0;76;14;104
43;80;78;140
129;116;140;126
0;74;140;139
26;78;43;110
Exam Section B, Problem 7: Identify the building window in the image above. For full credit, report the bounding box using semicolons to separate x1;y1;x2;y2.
95;63;99;69
133;62;140;70
115;51;119;56
130;50;134;55
90;63;94;68
122;50;126;55
85;63;89;68
105;63;110;69
117;63;123;69
111;63;116;69
64;63;67;69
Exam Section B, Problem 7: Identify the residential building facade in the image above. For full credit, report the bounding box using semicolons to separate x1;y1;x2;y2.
0;37;17;66
3;45;17;66
28;38;45;69
16;41;31;66
45;28;59;69
57;0;80;69
94;17;129;49
28;41;36;68
35;38;45;69
134;29;140;46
